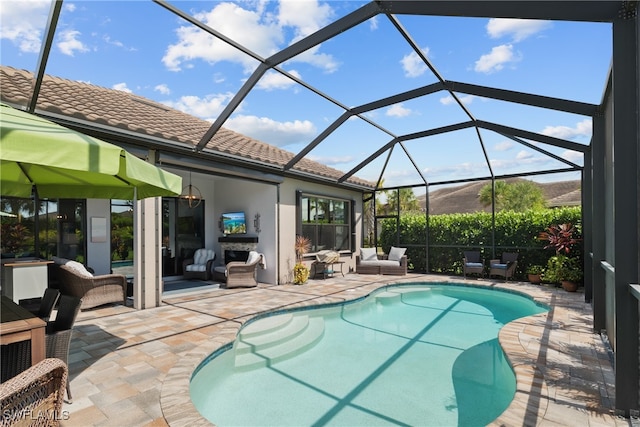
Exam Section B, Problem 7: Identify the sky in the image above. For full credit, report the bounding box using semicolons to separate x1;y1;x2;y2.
0;1;612;192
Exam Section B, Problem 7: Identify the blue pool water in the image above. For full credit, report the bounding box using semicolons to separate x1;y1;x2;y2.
190;284;547;426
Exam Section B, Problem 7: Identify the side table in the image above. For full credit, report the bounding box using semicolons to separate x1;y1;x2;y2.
312;261;345;279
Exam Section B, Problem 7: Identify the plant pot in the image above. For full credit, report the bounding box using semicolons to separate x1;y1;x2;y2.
527;274;542;284
561;280;578;292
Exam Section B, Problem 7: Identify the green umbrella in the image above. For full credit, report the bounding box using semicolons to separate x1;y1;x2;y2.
0;103;182;199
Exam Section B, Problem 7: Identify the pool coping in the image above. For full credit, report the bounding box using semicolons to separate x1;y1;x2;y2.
159;276;617;426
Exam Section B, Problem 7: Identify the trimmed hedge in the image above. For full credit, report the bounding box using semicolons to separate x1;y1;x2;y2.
378;207;583;280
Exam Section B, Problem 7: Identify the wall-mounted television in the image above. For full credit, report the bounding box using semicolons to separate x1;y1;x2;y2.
222;211;246;234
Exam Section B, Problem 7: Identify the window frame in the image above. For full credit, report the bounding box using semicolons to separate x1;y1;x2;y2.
296;191;354;255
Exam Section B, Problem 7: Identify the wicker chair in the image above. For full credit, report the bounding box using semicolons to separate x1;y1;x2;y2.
0;358;68;426
57;264;126;310
225;252;264;288
463;251;484;279
29;288;61;321
489;252;519;281
182;249;216;281
45;295;82;403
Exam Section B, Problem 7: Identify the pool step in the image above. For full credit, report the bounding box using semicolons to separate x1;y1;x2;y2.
235;314;311;355
375;288;430;305
234;315;325;371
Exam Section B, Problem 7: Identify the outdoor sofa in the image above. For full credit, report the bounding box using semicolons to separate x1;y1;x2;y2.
356;247;407;275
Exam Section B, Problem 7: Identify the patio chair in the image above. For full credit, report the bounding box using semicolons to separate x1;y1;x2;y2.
28;288;61;321
45;295;82;403
182;249;216;281
463;251;484;279
57;263;126;310
489;252;519;281
224;251;264;288
0;358;67;426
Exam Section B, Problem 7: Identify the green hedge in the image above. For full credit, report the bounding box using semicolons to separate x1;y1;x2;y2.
378;207;583;280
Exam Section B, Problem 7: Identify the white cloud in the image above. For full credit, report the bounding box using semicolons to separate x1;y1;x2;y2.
487;18;551;42
386;103;411;117
307;155;354;166
474;44;519;74
439;94;475;106
225;114;317;147
154;84;171;95
162;2;282;72
561;150;584;163
162;92;236;121
0;0;50;53
162;1;337;74
278;0;333;39
494;140;514;151
401;47;430;77
540;119;592;140
112;82;132;93
256;69;302;91
369;16;379;31
57;29;89;56
515;150;532;160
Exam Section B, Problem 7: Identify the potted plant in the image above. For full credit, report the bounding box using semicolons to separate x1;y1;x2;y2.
293;235;311;285
558;257;583;292
538;223;583;291
526;265;544;284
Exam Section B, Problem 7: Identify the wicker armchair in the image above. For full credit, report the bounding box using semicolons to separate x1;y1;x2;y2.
182;249;216;281
225;252;264;288
463;251;484;279
489;252;519;281
45;296;82;403
0;358;68;426
57;264;126;310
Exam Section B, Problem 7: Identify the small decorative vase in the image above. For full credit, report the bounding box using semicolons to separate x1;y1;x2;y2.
527;274;542;284
561;280;578;292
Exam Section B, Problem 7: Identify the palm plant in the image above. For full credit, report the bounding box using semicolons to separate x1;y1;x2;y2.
293;235;311;284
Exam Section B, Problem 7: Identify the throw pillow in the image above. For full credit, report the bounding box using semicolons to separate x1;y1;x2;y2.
65;260;94;278
388;246;406;262
360;247;377;261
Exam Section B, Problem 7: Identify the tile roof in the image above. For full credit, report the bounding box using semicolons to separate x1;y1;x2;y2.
0;66;373;189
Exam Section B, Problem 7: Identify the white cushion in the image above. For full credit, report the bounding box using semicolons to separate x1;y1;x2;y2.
246;251;260;264
186;264;207;272
193;249;215;266
388;246;406;262
360;247;377;261
65;260;93;277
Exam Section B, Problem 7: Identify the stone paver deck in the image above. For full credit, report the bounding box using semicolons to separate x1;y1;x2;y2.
57;273;629;426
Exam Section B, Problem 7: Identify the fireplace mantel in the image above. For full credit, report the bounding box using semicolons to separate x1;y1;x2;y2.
218;236;258;243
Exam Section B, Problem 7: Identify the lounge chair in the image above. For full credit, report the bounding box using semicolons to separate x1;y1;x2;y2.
489;252;519;281
463;251;484;279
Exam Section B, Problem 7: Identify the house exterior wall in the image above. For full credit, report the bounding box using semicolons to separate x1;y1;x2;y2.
213;177;278;285
278;178;363;284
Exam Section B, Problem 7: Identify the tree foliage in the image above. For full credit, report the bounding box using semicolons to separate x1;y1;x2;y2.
478;180;546;212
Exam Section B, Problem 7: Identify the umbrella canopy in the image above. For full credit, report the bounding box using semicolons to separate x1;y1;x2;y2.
0;103;182;199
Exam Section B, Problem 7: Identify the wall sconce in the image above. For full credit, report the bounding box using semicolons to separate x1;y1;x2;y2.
254;213;261;233
180;171;202;209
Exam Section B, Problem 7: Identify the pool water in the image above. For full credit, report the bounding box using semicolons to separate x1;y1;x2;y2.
190;284;547;426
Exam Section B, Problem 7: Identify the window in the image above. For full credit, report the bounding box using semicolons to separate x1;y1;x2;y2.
298;193;352;253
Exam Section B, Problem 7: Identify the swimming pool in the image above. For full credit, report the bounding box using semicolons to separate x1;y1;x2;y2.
190;283;548;426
